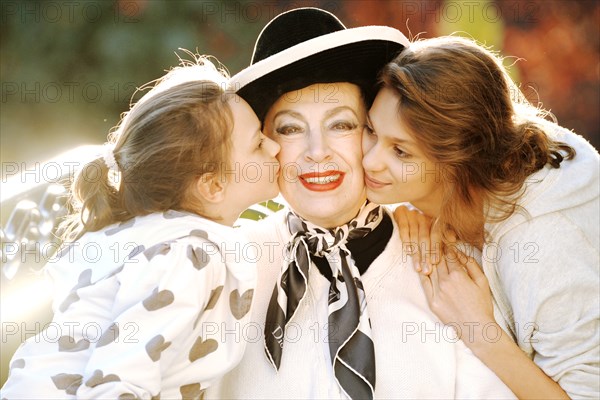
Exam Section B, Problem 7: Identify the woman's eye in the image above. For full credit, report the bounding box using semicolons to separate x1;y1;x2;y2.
364;124;375;136
258;138;264;149
330;121;357;131
275;125;302;135
394;147;409;158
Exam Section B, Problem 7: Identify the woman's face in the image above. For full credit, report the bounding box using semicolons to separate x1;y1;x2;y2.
263;82;367;228
362;87;444;217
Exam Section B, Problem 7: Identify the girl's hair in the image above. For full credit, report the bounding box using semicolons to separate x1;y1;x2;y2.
380;36;575;245
60;55;234;241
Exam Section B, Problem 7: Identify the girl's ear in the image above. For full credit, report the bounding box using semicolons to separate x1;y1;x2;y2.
194;173;226;203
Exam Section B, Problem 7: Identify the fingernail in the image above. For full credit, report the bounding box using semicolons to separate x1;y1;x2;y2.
422;263;429;274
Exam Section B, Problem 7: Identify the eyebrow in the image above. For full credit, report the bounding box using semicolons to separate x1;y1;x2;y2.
272;105;359;123
271;110;306;123
324;105;359;119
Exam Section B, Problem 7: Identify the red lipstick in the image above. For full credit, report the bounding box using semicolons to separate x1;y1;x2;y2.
298;170;345;192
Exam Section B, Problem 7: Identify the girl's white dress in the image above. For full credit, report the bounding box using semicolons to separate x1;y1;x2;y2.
1;211;256;399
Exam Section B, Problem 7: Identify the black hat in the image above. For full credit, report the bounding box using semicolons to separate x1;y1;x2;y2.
230;7;410;120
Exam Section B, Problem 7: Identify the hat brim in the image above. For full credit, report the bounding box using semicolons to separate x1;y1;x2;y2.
230;26;409;121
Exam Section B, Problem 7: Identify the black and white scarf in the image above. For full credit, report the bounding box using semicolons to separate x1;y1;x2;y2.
265;202;383;400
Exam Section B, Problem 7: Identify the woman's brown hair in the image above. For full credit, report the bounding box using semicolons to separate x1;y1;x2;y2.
380;36;575;246
60;56;234;241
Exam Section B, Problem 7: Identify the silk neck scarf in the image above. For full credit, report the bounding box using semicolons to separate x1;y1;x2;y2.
265;202;383;399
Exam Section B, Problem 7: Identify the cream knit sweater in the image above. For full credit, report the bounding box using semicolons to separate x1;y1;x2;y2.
482;125;600;399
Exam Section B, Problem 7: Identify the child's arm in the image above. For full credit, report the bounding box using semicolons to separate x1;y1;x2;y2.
74;237;244;399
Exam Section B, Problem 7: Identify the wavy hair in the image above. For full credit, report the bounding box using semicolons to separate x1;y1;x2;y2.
380;36;575;245
60;55;234;241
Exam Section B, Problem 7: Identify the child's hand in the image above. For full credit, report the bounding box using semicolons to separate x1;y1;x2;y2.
393;205;441;274
418;250;495;343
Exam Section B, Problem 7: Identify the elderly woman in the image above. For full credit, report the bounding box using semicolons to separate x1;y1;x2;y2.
207;8;515;399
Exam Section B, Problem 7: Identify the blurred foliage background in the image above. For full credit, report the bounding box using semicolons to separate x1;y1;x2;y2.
1;0;599;176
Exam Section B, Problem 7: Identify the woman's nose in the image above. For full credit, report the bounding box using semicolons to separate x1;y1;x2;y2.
362;140;383;172
304;129;332;163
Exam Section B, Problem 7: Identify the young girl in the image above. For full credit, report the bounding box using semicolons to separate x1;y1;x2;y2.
362;36;599;399
1;56;280;399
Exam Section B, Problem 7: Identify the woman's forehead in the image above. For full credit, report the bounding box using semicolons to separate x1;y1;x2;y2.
268;82;365;117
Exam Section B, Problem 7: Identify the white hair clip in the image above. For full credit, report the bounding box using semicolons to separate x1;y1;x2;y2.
102;143;119;172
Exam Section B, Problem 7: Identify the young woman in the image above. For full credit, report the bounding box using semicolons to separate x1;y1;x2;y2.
362;36;599;399
1;56;280;399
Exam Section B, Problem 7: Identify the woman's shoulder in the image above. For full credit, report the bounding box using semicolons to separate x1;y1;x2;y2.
535;117;599;169
487;124;599;239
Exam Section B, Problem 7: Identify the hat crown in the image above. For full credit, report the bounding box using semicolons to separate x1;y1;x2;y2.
251;7;346;64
